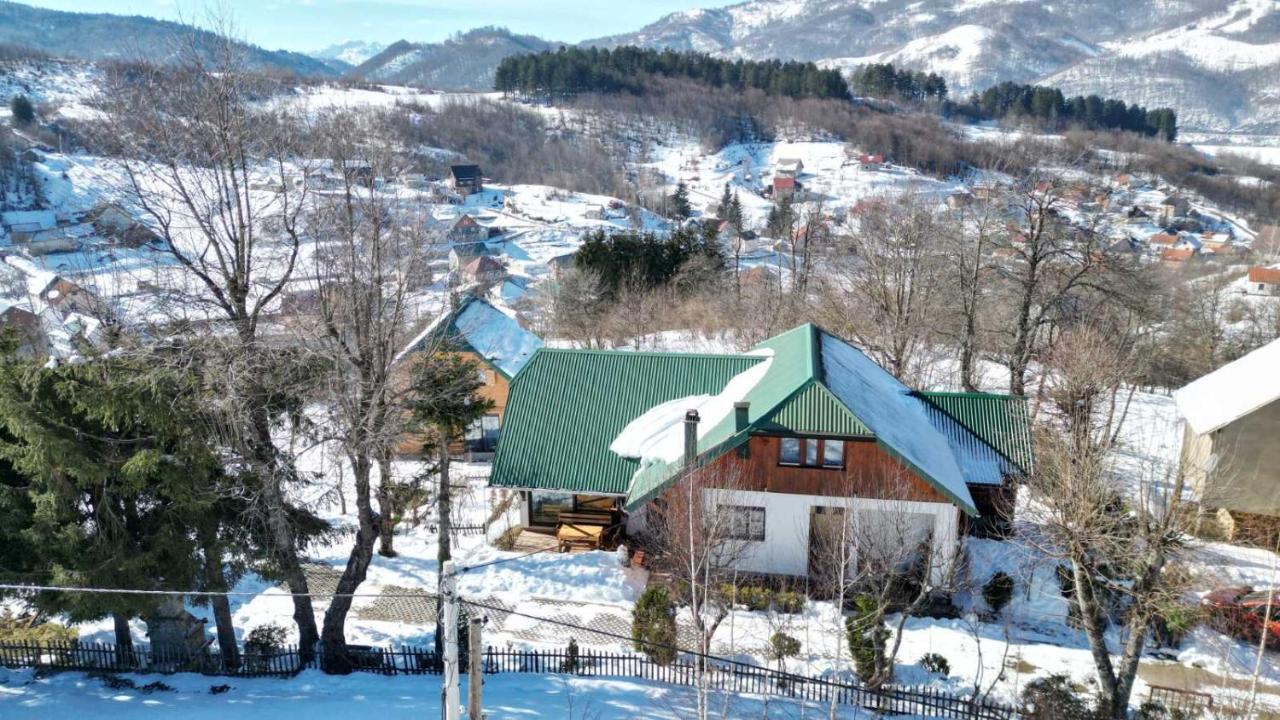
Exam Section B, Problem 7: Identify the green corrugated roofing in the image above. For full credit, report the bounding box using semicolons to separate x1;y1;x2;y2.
916;392;1035;474
490;323;1029;519
489;349;762;495
757;381;872;436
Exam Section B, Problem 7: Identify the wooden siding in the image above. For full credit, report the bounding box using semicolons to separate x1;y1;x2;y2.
393;349;510;456
710;435;947;504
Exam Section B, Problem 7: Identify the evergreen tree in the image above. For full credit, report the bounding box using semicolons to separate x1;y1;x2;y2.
9;96;34;126
670;180;693;220
717;182;733;221
406;352;492;654
0;354;241;660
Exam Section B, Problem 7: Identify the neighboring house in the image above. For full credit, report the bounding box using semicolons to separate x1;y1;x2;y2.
772;175;797;198
449;164;483;196
460;255;506;287
546;252;577;279
448;242;498;272
856;154;884;171
1175;339;1280;544
446;214;487;245
1;210;57;242
1149;232;1179;248
1161;247;1196;264
28;222;93;255
776;158;804;177
1247;266;1280;296
0;304;45;357
393;296;542;456
491;324;1032;582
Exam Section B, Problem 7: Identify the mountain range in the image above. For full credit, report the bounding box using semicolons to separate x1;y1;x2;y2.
3;0;1280;133
0;1;336;77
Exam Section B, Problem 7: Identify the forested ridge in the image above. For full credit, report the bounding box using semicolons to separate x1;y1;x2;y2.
494;46;850;101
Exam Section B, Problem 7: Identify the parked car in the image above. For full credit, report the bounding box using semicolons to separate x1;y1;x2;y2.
1203;586;1280;649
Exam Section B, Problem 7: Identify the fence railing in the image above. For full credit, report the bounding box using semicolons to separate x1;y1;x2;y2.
0;641;1016;719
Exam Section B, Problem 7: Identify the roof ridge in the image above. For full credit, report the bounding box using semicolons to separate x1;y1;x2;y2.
533;347;760;360
918;390;1022;400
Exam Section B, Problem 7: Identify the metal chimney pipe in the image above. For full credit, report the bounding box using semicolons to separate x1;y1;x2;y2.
683;409;700;466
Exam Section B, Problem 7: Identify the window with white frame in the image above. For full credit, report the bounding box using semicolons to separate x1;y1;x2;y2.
722;505;766;541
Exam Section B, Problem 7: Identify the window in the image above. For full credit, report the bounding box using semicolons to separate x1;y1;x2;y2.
778;437;844;469
823;440;844;469
723;505;766;541
780;437;801;465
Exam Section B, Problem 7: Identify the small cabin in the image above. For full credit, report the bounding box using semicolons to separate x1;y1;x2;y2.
449;164;483;196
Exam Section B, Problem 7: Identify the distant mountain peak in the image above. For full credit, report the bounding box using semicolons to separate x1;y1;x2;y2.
311;40;387;67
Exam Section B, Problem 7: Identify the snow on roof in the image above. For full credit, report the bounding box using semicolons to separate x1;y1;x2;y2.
609;351;773;468
819;331;976;514
1175;338;1280;435
395;297;542;379
1;210;57;232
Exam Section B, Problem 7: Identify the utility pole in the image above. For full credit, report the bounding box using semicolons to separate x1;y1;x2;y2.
441;560;460;720
468;616;483;720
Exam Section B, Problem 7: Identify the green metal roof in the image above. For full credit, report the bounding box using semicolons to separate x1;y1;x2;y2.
916;392;1035;474
756;381;872;436
489;348;762;495
490;323;1031;519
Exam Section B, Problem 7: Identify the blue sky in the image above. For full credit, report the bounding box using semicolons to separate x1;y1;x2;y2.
17;0;731;52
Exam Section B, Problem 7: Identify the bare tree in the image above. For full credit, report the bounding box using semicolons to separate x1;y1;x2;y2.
647;449;757;720
819;194;946;384
92;28;324;656
299;109;428;671
940;192;1006;391
986;177;1131;395
808;466;959;690
1024;323;1193;718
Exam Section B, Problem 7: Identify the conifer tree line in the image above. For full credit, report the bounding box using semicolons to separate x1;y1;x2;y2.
962;80;1178;141
848;63;948;103
494;46;850;101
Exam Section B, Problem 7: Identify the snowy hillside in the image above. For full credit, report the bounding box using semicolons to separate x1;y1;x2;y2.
310;40;388;69
588;0;1280;133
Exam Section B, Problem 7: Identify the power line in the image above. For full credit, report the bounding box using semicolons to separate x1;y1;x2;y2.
0;583;438;601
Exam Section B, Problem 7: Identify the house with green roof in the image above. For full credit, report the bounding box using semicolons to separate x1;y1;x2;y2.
490;324;1031;582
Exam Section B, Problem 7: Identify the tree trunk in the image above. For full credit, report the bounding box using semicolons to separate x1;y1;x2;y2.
251;408;319;662
199;526;240;669
377;453;397;558
320;454;378;674
434;433;453;655
437;436;453;566
1072;559;1120;711
112;612;134;666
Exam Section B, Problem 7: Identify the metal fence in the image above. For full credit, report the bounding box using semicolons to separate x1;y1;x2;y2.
0;641;1017;719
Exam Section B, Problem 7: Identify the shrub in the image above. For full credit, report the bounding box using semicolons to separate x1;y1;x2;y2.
1020;674;1096;720
919;652;950;676
845;594;888;683
243;623;288;655
562;638;580;672
1153;601;1202;649
768;632;801;667
721;583;772;612
774;590;805;615
982;571;1015;617
1135;700;1193;720
494;526;522;551
10;95;34;126
632;585;677;665
0;610;77;646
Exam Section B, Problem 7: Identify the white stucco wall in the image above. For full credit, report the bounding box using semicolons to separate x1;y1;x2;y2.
703;488;960;585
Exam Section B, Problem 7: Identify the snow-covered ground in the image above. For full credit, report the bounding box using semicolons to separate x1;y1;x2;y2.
0;667;885;719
